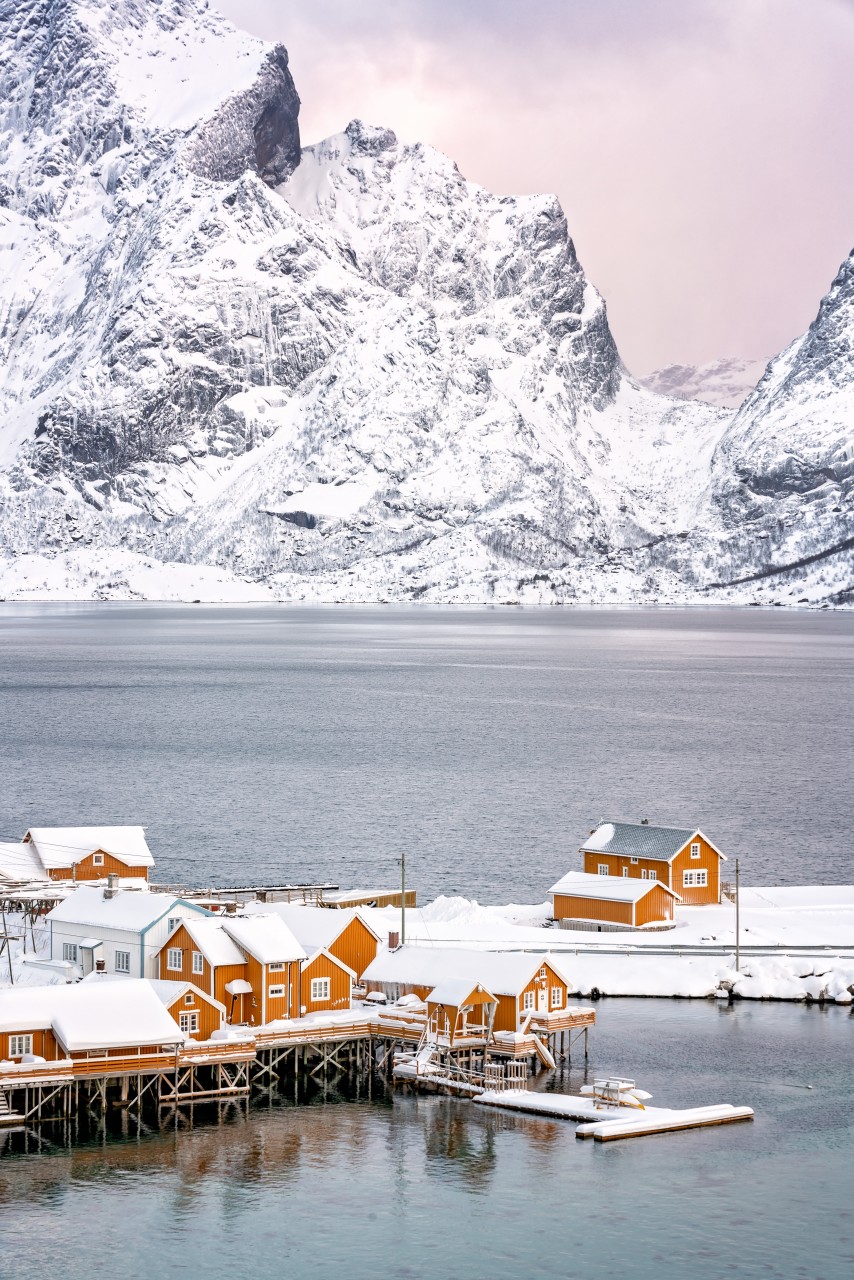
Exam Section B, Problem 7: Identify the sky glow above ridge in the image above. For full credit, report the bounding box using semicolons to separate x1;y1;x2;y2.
216;0;854;374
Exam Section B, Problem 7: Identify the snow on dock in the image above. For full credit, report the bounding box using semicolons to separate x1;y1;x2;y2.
475;1090;754;1140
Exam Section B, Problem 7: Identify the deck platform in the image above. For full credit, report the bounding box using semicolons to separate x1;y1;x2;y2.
474;1089;754;1140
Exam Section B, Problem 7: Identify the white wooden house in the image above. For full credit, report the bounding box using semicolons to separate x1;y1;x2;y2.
46;885;208;979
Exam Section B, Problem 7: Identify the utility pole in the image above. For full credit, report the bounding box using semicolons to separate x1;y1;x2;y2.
735;857;741;973
400;851;406;947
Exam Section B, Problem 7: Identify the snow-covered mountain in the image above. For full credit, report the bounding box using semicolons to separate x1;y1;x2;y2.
0;0;850;605
640;358;767;409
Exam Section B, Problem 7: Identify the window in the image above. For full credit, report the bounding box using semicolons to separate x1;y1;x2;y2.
167;948;183;971
115;950;131;974
641;869;648;880
192;951;204;975
167;918;180;933
269;961;284;972
269;985;286;999
184;994;194;1006
598;864;609;876
683;869;708;888
310;977;330;1002
622;867;629;878
690;843;701;859
539;967;546;979
93;853;104;866
550;987;562;1008
62;943;78;963
9;1034;32;1057
522;991;535;1011
631;857;638;865
179;1012;199;1034
649;870;657;881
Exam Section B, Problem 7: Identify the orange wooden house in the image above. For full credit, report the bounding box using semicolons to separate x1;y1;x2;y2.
22;827;154;883
426;981;497;1046
0;980;184;1065
244;903;382;981
579;821;726;906
362;948;578;1036
298;949;356;1017
550;870;681;931
158;915;306;1027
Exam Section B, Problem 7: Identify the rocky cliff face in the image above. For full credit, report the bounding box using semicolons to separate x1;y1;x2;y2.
0;0;850;605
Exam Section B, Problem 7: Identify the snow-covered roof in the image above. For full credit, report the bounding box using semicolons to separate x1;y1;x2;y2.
243;902;380;949
25;826;154;870
0;840;48;882
145;978;225;1014
221;915;306;965
362;947;564;995
549;871;682;903
581;821;703;862
427;979;496;1008
0;979;184;1050
46;885;200;932
173;917;247;967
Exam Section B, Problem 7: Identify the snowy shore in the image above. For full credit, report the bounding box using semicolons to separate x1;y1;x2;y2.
4;885;854;1003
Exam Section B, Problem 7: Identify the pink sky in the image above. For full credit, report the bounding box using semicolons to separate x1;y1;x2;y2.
216;0;854;375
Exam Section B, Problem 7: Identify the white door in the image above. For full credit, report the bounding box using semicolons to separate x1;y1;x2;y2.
537;986;548;1012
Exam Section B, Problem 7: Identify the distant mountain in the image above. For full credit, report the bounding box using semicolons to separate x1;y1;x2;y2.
640;358;768;409
0;0;850;606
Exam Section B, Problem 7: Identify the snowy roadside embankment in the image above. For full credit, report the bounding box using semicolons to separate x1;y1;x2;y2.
364;888;854;1003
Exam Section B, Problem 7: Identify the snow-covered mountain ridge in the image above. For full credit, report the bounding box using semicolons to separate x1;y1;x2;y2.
0;0;850;605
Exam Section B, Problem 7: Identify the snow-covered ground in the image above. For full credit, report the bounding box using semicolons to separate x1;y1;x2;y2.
4;885;854;1002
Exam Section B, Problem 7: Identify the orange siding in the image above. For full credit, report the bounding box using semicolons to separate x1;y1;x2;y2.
300;953;352;1015
554;893;635;926
671;836;721;905
493;962;568;1032
212;963;251;1023
158;924;213;988
582;852;672;887
0;1027;60;1061
48;850;149;882
164;989;223;1041
634;884;675;926
328;918;380;980
264;960;292;1023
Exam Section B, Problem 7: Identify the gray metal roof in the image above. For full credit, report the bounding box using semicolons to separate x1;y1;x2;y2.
580;821;697;862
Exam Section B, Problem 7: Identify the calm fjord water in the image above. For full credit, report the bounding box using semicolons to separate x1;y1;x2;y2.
0;603;851;894
1;605;853;1278
1;1001;853;1280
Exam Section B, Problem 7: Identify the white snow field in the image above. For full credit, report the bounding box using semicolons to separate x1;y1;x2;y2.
0;0;851;605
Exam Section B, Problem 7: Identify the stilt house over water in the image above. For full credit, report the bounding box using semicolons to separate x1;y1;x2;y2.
242;903;382;981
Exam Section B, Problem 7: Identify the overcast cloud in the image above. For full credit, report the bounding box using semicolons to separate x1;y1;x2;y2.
215;0;854;373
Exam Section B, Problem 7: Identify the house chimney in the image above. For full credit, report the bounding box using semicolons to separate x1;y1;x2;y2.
388;930;400;951
95;957;106;973
641;818;649;825
225;901;238;916
103;873;120;900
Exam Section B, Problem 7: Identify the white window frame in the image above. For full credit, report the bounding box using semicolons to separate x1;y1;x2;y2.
167;947;183;971
649;869;657;881
310;977;330;1002
550;986;562;1009
641;869;648;880
167;917;180;934
184;994;194;1006
115;950;131;974
179;1012;199;1034
683;869;708;888
622;867;629;877
191;950;204;975
268;961;285;972
268;984;286;999
690;843;701;859
598;864;609;876
93;852;104;866
630;857;638;865
522;991;535;1011
9;1034;32;1057
62;943;78;963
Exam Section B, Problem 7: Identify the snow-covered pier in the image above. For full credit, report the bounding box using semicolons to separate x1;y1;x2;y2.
474;1089;754;1141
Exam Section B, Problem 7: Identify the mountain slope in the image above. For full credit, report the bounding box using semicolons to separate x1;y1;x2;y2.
640;357;768;409
0;0;849;605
